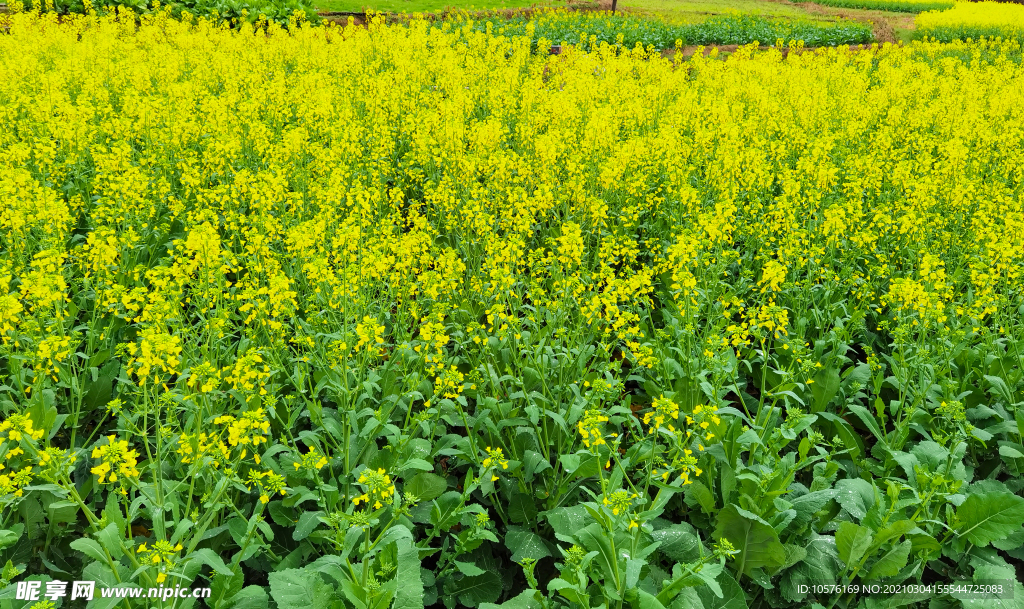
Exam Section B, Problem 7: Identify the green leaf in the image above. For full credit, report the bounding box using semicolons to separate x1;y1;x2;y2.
810;367;841;412
269;568;335;609
634;589;667;609
0;526;22;550
780;544;807;570
480;589;544;609
505;525;551;563
508;490;539;524
695;567;746;609
789;489;836;531
456;560;486;576
956;491;1024;547
224;586;271;609
685;480;717;515
430;491;464;532
446;572;502;607
834;477;874;521
871;519;915;548
864;540;910;581
70;538;109;563
292;510;325;541
847;404;885;443
575;522;620;585
406;472;448;502
780;535;841;603
836;521;874;567
186;548;236;577
712;504;787;577
543;504;592;544
651;524;701;563
394;537;424;609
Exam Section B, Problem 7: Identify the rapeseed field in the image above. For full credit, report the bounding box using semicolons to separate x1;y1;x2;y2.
1;8;1023;609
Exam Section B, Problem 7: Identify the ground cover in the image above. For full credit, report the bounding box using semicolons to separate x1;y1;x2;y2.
2;8;1024;609
461;10;872;49
795;0;953;14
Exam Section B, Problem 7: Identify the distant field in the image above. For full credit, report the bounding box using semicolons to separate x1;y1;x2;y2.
314;0;826;21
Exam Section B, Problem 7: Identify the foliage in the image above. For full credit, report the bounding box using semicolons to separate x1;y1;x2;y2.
914;1;1024;42
1;10;1024;609
797;0;954;13
450;9;874;48
10;0;319;27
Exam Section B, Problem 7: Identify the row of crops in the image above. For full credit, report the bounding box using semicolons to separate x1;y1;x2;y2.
9;0;1024;45
2;6;1024;609
801;0;955;14
452;11;873;50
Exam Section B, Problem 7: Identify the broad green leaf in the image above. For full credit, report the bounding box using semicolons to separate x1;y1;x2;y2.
0;525;24;550
780;535;841;603
956;492;1024;547
480;589;544;609
543;504;592;544
70;538;108;564
508;490;539;524
634;589;667;609
268;568;334;609
575;523;620;585
712;504;787;577
864;539;910;580
429;491;464;532
292;510;325;541
780;544;806;570
224;586;271;609
836;521;873;567
810;367;841;412
684;480;716;515
406;472;448;502
695;567;747;609
847;404;885;443
186;548;236;577
456;560;486;576
651;524;701;563
446;572;502;607
834;478;874;521
504;525;551;563
871;519;915;549
789;489;836;531
394;537;424;609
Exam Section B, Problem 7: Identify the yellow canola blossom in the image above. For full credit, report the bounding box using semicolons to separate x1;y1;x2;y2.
0;10;1020;518
916;2;1024;42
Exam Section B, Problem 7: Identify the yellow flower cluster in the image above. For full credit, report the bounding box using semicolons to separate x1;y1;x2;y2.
482;446;509;481
293;446;329;471
213;408;271;460
136;540;183;584
578;408;610;449
90;435;141;484
127;328;182;385
176;432;230;466
644;396;680;433
245;469;288;504
352;468;395;510
686;404;722;447
0;466;33;499
434;365;465;400
0;414;45;443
